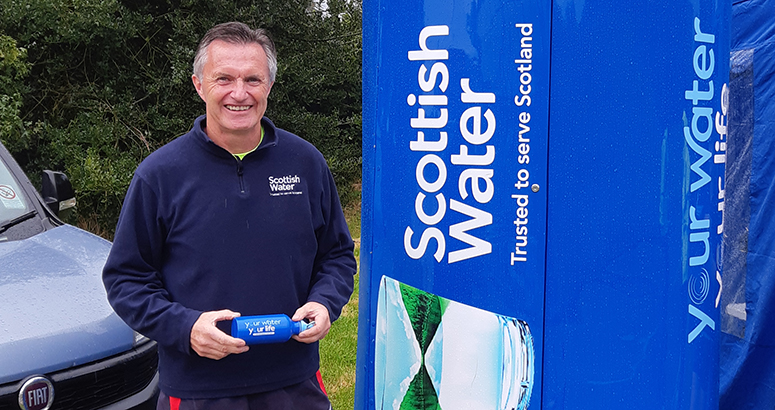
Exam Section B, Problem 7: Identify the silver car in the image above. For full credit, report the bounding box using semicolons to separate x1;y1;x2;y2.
0;141;158;410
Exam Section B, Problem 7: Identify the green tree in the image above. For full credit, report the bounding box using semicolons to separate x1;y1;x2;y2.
0;0;362;237
0;34;30;151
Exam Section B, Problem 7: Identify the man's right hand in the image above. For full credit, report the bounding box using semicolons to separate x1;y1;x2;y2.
190;309;249;360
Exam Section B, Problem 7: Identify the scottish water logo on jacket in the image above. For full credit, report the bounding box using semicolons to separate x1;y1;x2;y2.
268;175;304;196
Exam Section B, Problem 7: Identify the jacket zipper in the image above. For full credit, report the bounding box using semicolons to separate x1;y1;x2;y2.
235;157;245;193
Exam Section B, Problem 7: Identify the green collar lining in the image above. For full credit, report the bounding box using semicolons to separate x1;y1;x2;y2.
233;127;264;160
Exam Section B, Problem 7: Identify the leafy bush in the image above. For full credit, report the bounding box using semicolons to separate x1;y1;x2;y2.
0;34;30;152
0;0;362;237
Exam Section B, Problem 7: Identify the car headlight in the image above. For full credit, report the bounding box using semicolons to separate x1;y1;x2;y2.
133;331;151;347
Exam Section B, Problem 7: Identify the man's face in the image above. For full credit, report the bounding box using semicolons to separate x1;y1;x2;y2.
192;40;273;142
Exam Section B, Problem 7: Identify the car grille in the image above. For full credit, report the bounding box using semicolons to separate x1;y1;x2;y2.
0;340;157;410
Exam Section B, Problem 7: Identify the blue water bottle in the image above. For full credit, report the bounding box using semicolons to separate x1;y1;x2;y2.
231;314;315;345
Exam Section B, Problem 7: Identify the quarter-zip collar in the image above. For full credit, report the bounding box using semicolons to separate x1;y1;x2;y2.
189;115;279;161
188;115;281;194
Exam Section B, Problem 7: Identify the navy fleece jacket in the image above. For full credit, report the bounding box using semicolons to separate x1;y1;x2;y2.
102;116;356;398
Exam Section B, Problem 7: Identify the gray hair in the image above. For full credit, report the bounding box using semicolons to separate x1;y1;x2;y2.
193;22;277;82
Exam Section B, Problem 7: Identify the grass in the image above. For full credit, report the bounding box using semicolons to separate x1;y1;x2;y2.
320;198;361;410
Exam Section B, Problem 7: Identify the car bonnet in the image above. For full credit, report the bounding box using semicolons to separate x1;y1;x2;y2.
0;225;136;384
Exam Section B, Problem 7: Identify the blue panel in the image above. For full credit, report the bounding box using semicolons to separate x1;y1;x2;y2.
544;1;727;409
359;0;728;409
358;1;550;409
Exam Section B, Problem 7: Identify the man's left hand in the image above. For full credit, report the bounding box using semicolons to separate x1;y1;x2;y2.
291;302;331;343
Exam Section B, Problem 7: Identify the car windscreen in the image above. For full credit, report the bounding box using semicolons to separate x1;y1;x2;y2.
0;157;32;226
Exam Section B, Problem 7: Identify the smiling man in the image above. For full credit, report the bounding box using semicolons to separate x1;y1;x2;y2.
102;22;356;410
192;33;272;154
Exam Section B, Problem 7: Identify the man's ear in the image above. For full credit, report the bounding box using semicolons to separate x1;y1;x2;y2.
192;75;206;101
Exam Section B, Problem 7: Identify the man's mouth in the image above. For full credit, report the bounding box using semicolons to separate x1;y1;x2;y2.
226;105;251;112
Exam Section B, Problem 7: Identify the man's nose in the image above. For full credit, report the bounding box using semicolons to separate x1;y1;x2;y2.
231;79;249;98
